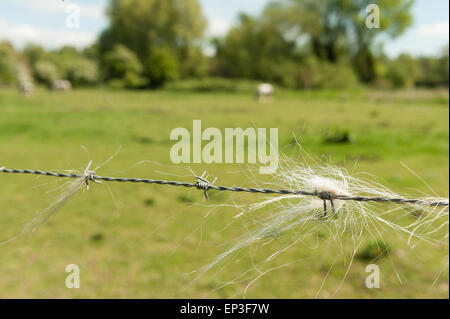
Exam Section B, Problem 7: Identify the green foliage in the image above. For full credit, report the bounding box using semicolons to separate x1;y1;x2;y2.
214;0;414;85
14;0;445;90
82;43;100;60
416;46;449;88
440;46;450;86
213;13;298;82
299;57;358;89
33;60;59;86
284;0;414;82
166;77;260;93
23;44;47;66
0;42;18;86
385;54;419;88
102;45;142;79
65;59;100;87
23;45;100;88
99;0;206;79
101;44;146;88
144;47;179;87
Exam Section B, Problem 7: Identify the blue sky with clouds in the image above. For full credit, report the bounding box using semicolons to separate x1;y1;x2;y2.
0;0;448;56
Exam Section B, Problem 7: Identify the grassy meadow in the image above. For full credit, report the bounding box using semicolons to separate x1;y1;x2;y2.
0;83;448;298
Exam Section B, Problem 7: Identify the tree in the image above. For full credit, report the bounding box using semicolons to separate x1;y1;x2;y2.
101;44;146;88
98;0;207;85
438;45;449;86
23;44;47;66
262;0;414;82
415;45;449;87
213;13;299;84
385;53;419;88
0;42;18;86
144;47;179;87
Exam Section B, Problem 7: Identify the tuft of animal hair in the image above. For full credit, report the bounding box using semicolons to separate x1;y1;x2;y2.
0;160;96;245
191;156;449;288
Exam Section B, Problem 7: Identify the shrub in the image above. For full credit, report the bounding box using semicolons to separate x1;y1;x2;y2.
23;44;47;66
0;42;18;86
385;54;419;88
144;47;179;88
33;60;59;86
101;44;143;84
65;59;99;87
298;57;358;90
263;59;299;89
166;77;260;93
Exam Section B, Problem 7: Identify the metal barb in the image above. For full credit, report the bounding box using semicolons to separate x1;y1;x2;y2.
81;161;101;190
195;171;217;200
315;191;336;217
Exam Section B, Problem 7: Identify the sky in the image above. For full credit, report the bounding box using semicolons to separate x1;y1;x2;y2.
0;0;448;57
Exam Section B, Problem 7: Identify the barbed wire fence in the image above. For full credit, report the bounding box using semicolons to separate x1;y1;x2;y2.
1;165;448;216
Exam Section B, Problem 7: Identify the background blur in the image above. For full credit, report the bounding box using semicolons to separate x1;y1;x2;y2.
0;0;448;298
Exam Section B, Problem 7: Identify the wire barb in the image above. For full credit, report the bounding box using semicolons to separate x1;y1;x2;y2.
315;191;336;217
81;160;101;190
195;171;217;200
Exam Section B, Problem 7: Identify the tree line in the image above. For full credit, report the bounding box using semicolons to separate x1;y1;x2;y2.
0;0;448;90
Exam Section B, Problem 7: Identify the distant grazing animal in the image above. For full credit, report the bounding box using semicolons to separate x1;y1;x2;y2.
51;79;72;91
16;63;34;97
18;81;34;97
255;83;274;103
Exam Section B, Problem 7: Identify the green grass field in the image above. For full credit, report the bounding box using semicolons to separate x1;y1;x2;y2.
0;85;448;298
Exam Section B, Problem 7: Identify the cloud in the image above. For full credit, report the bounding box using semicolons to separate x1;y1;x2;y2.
417;22;449;37
6;0;106;21
207;17;232;36
0;18;97;49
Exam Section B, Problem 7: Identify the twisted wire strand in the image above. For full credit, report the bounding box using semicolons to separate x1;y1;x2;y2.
0;167;448;207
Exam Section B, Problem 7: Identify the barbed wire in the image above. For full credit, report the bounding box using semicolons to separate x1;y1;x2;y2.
0;166;448;210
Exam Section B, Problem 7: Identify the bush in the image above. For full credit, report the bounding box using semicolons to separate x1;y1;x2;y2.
23;44;47;66
320;63;358;89
261;59;299;89
385;54;419;88
107;72;148;89
298;57;358;90
166;77;260;93
65;59;99;87
33;60;59;86
416;50;449;88
0;42;18;86
144;47;179;88
101;44;144;88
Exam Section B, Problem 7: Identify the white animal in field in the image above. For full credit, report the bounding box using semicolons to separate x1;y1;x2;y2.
51;79;72;91
18;81;34;97
255;83;274;103
16;63;34;97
